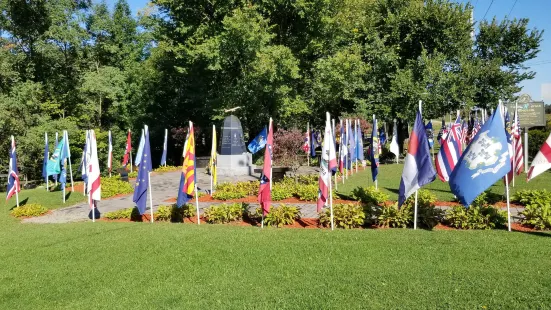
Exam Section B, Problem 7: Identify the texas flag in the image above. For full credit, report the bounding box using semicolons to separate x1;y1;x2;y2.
398;109;436;207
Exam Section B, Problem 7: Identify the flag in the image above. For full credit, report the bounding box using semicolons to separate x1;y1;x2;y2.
42;133;49;183
347;119;356;168
135;130;145;166
398;109;436;207
87;130;101;209
390;120;400;159
435;123;461;182
339;121;346;173
247;127;267;154
258;119;273;215
461;120;468;145
379;127;387;145
470;117;481;142
369;117;379;181
209;125;217;186
317;113;337;212
80;130;90;183
46;139;64;177
108;130;113;172
302;129;310;154
357;121;364;162
310;131;317;158
177;123;196;207
160;129;168;166
527;131;551;181
504;110;514;183
449;102;511;206
133;126;152;214
53;133;59;182
122;130;131;166
176;130;190;207
450;116;462;153
512;107;524;174
436;119;446;142
425;120;434;149
59;131;71;190
6;136;20;201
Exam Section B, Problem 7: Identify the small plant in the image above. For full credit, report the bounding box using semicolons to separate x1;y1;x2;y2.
352;186;389;206
271;182;294;201
212;182;248;200
513;189;551;206
128;171;138;178
444;205;506;230
403;190;442;229
154;205;172;221
102;177;134;199
520;197;551;230
203;203;245;224
295;184;318;201
319;203;365;229
377;203;412;228
153;165;179;173
263;204;301;227
10;204;48;218
104;207;136;220
171;204;197;222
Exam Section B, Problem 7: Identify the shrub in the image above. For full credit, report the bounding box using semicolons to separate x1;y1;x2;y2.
203;203;246;224
102;177;134;199
154;205;172;221
518;191;551;230
352;186;389;206
263;204;301;227
213;182;248;200
104;207;139;220
319;203;365;229
444;205;506;230
296;174;318;185
273;129;305;167
128;171;138;178
403;190;442;229
271;182;294;201
171;204;197;222
10;204;48;218
153;165;179;173
295;184;318;201
528;129;549;160
377;203;412;228
513;189;551;206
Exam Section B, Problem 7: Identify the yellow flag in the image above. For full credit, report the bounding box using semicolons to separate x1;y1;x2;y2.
209;125;217;186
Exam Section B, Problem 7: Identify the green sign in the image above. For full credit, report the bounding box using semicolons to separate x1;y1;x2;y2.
507;101;545;128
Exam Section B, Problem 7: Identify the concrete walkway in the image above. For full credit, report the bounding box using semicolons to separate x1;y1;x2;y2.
22;166;524;223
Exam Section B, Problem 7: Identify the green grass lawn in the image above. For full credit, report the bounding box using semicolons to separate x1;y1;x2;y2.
3;185;87;211
337;163;550;202
1;221;551;309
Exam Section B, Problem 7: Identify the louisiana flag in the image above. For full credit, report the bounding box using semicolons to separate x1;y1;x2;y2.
177;122;196;207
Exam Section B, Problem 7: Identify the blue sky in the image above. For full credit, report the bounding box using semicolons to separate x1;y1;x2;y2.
107;0;551;103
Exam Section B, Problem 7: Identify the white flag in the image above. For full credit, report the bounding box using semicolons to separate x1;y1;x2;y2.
87;130;101;205
527;132;551;182
390;120;400;159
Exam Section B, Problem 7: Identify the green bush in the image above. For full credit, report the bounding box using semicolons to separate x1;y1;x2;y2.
271;182;294;201
128;171;138;178
102;177;134;199
171;204;197;222
203;203;246;224
319;203;365;229
518;191;551;230
263;204;301;227
153;165;179;173
295;184;318;201
104;207;141;221
513;189;551;206
377;203;412;228
352;186;389;206
10;204;48;218
296;174;318;185
213;182;248;200
154;205;172;221
404;190;442;229
444;205;506;230
528;129;549;160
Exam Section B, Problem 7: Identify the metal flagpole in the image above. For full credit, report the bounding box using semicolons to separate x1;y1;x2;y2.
269;118;273;191
346;119;349;178
83;130;87;196
373;116;378;189
307;122;310;166
164;129;168;166
45;132;49;191
129;129;133;173
12;136;19;207
394;119;399;164
327;113;335;231
66;131;74;192
332;118;337;189
505;171;512;232
355;119;358;173
340;119;345;184
211;125;214;195
148;171;154;223
524;127;529;172
55;132;58;187
414;100;423;230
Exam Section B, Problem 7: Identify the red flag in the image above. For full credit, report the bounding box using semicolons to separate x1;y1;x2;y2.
122;130;131;166
258;119;273;216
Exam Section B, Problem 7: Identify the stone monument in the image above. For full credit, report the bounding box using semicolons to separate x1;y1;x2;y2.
217;115;254;176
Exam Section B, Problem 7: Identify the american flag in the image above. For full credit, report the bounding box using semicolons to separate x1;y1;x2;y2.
6;136;20;201
470;117;481;141
512;108;524;174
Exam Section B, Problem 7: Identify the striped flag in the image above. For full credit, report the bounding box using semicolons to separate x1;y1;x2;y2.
87;130;101;209
177;122;196;207
461;120;468;145
504;110;514;183
6;136;20;201
512;107;524;174
435;117;461;182
107;130;113;173
527;132;551;181
122;130;131;166
317;112;337;212
258;119;273;215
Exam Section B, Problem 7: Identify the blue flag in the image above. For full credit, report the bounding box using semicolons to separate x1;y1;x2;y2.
42;133;49;182
310;131;316;158
356;124;364;161
398;110;436;207
347;120;356;168
449;103;511;206
59;131;70;190
160;129;168;166
379;128;387;145
247;127;267;154
425;120;434;149
47;140;64;177
133;126;152;214
370;118;379;181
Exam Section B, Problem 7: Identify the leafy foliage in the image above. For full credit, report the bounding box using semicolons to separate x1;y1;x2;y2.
101;177;134;199
153;205;172;222
171;204;197;222
10;204;48;218
203;203;246;224
377;204;412;229
352;186;389;206
103;207;141;221
153;165;179;173
262;204;301;228
319;203;365;229
295;184;318;201
404;190;442;229
444;206;507;230
516;190;551;230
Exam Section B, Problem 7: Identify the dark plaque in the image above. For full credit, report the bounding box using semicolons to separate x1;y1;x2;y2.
220;115;246;155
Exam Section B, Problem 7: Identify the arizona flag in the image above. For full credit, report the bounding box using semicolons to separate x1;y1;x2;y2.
449;102;511;206
6;136;20;201
258;118;273;215
177;123;196;206
87;130;101;210
398;109;436;207
527;132;551;181
317;113;337;212
122;130;131;166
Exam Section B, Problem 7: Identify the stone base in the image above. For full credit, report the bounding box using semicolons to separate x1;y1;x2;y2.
217;153;255;176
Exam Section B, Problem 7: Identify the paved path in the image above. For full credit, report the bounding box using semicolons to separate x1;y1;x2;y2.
22;166;524;223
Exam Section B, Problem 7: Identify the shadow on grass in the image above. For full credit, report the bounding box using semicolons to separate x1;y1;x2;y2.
65;191;71;201
517;230;551;238
8;197;29;210
88;206;101;220
384;187;400;195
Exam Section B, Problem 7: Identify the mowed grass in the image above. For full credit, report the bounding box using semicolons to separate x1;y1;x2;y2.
1;220;551;309
3;185;87;212
337;164;551;201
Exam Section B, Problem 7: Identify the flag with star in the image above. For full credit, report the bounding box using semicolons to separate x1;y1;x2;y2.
133;125;152;215
177;123;196;207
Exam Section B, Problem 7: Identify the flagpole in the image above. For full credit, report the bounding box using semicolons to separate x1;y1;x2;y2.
332;118;337;190
346;120;349;179
83;130;87;196
148;171;154;223
269;118;273;191
414;100;423;230
211;125;214;195
12;136;19;207
307;122;310;167
327;113;335;231
45;132;49;191
129;129;133;173
355;119;358;173
66;131;74;192
394;119;399;164
55;132;58;187
164;128;168;166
